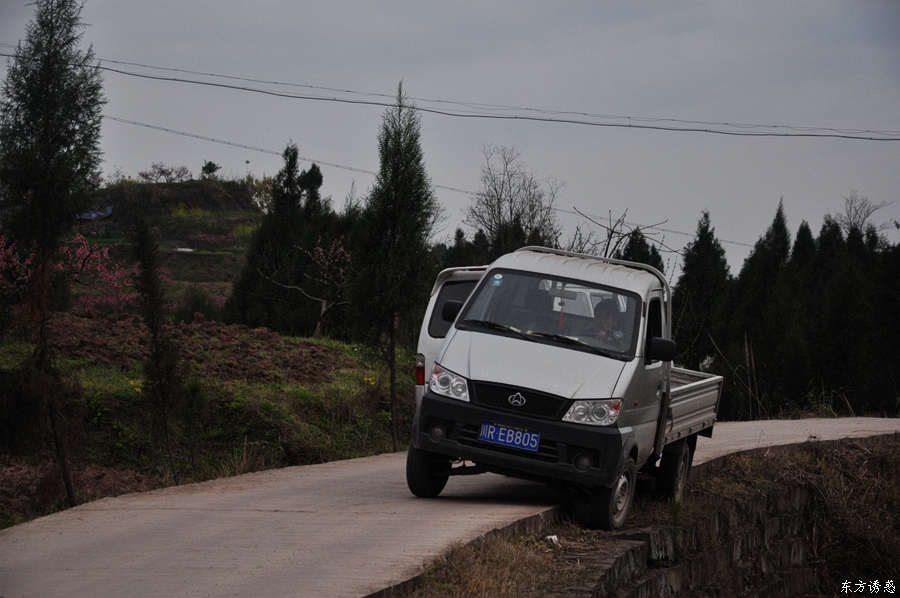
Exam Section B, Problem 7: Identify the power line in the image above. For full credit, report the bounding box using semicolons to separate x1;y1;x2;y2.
108;116;751;250
92;56;900;139
95;65;900;141
4;49;898;141
2;48;875;248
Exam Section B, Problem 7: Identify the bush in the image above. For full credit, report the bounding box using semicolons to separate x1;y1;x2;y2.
175;284;222;324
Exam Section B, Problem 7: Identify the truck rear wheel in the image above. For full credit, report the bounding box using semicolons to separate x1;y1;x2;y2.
406;446;450;498
588;458;636;531
656;436;694;501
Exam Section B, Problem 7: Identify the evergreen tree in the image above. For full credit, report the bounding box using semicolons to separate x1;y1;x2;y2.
132;219;188;485
717;200;796;419
819;225;878;412
699;199;899;420
0;0;105;508
672;212;731;370
348;82;441;450
872;241;900;414
785;220;818;401
789;221;817;286
225;146;343;335
442;228;493;268
0;0;105;263
613;228;665;273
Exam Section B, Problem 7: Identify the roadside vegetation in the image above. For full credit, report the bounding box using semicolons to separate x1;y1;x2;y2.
0;310;415;529
385;434;900;597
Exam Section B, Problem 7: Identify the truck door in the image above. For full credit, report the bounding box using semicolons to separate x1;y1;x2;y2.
633;292;667;463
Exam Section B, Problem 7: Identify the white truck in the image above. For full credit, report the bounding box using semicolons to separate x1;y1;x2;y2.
407;247;723;530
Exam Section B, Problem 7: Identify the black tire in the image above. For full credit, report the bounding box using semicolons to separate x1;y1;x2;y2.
655;437;694;501
406;445;450;498
588;458;637;531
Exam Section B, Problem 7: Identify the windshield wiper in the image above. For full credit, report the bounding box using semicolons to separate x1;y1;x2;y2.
527;332;618;359
462;319;534;341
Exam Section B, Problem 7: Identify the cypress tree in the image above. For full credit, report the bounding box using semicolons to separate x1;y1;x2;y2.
225;146;337;334
614;228;664;273
672;212;731;370
718;201;795;419
0;0;106;508
348;82;441;450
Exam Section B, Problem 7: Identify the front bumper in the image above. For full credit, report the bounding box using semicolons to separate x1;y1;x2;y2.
412;391;626;488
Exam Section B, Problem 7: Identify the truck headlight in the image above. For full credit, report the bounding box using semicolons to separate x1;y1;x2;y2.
562;399;622;426
429;364;470;402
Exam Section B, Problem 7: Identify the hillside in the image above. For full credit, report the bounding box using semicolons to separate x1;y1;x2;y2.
1;310;388;525
1;179;411;528
77;178;261;311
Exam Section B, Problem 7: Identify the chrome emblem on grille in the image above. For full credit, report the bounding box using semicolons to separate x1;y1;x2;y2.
508;393;526;407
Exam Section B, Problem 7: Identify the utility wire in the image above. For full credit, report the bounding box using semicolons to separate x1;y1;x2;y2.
3;46;880;246
3;49;898;140
91;56;900;139
96;65;900;141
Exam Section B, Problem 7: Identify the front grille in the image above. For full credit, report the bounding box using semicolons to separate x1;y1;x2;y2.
458;425;559;462
471;382;567;419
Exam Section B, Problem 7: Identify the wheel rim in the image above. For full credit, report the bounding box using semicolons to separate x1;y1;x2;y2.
612;471;632;522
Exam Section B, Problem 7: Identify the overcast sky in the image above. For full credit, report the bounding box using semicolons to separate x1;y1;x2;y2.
2;1;898;276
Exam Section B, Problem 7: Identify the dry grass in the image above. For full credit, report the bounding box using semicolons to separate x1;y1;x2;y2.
783;434;900;589
384;522;632;598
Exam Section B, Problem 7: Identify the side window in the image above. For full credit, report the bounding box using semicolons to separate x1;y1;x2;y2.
646;297;662;364
427;280;478;338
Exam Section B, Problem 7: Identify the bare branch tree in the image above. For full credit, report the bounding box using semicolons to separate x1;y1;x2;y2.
566;208;678;258
464;145;562;251
827;190;891;236
137;162;192;184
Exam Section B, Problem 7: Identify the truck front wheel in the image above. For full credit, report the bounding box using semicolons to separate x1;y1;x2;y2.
588;458;636;531
406;446;450;498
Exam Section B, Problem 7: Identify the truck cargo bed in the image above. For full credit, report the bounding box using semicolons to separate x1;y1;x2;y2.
663;367;723;445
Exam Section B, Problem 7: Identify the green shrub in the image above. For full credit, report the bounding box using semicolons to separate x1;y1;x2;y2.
175;283;222;323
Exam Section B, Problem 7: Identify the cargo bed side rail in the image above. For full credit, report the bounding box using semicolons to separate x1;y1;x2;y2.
664;370;723;444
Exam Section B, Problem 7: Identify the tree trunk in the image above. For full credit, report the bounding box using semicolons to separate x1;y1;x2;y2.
36;315;77;509
389;318;399;452
48;394;77;508
313;299;327;338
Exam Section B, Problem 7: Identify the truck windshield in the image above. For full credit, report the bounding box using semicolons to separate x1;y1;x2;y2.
457;269;640;357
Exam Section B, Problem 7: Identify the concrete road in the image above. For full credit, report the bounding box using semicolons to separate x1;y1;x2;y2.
1;417;898;598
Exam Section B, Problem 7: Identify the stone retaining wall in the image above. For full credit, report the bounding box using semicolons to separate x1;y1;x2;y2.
600;482;822;597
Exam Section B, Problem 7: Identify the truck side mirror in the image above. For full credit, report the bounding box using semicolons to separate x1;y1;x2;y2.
646;337;677;362
441;300;463;323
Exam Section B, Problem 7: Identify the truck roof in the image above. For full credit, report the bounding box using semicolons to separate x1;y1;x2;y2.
490;248;664;298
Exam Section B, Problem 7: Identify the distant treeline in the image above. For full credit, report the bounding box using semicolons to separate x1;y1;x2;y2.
227;168;898;420
671;203;899;419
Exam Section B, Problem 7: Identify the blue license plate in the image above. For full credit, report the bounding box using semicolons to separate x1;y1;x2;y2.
478;422;540;452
